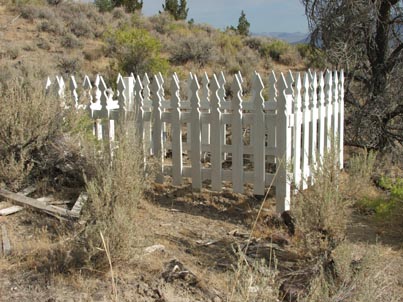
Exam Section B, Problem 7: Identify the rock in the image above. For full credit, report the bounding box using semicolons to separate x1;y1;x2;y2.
144;244;165;254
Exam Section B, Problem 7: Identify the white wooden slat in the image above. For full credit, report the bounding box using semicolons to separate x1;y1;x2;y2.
325;70;333;150
189;74;202;189
333;70;339;159
231;74;244;193
276;73;292;212
151;75;164;183
318;72;326;163
210;74;223;191
339;70;345;169
309;72;318;185
171;73;183;186
302;72;310;190
293;73;302;190
252;73;265;195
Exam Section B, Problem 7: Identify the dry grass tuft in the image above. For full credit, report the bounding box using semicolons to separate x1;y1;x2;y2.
227;248;279;302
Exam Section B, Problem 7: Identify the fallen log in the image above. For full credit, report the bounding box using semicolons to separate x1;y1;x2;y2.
0;188;79;219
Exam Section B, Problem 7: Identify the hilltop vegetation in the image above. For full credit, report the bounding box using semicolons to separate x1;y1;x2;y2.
0;0;323;89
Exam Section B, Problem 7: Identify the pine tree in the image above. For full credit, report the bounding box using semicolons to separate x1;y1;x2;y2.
237;10;250;36
177;0;189;20
113;0;143;13
162;0;188;20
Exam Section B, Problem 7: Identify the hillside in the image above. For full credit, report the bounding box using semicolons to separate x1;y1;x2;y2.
0;2;402;302
0;2;313;87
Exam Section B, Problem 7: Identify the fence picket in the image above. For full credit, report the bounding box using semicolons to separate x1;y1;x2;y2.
293;73;302;190
302;72;310;189
339;70;345;169
189;74;202;190
210;74;223;191
171;73;183;186
325;70;333;150
252;72;265;195
231;74;244;193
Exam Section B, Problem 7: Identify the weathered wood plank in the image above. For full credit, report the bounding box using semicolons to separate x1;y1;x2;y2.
70;192;88;217
0;188;79;219
0;206;24;216
1;225;11;255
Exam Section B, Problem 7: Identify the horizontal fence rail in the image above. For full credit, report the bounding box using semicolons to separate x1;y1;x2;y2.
46;69;344;212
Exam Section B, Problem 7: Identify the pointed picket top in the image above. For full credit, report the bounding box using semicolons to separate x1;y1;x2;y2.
316;71;324;104
294;72;302;109
45;76;52;91
189;73;201;109
173;72;179;83
237;71;244;84
252;71;264;93
340;69;344;85
277;73;289;112
308;68;314;81
333;70;339;87
116;74;126;92
286;70;295;95
130;72;135;78
117;73;123;85
231;74;243;111
268;70;278;102
252;72;264;110
69;76;78;92
56;76;65;98
151;74;162;99
98;76;108;110
94;74;100;87
69;75;79;106
134;74;143;91
170;73;180;108
311;72;318;106
157;72;165;98
201;72;210;100
210;74;221;110
218;71;226;87
116;74;126;110
142;73;151;101
83;75;92;89
302;72;310;109
325;69;332;84
134;74;144;115
325;69;333;103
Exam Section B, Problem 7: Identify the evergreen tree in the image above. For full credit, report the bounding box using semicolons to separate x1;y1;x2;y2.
96;0;143;13
162;0;188;20
177;0;189;20
237;10;250;36
113;0;143;13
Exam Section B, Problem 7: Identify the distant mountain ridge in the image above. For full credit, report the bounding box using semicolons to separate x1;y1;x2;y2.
254;32;309;44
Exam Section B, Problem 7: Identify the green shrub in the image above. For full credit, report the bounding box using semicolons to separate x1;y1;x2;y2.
61;33;82;49
296;44;327;69
104;27;170;76
83;123;148;266
259;40;290;61
170;32;215;66
0;79;84;191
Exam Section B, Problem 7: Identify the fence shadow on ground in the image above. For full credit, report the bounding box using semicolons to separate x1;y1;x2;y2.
147;181;276;227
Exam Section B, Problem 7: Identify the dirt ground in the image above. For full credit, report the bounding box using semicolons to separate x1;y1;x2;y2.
0;180;402;302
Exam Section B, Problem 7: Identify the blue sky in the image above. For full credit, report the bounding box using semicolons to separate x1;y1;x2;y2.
142;0;308;33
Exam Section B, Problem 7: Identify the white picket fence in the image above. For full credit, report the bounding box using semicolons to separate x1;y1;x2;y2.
46;69;344;212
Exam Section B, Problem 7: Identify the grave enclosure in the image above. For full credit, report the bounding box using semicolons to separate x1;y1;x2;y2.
46;69;344;212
